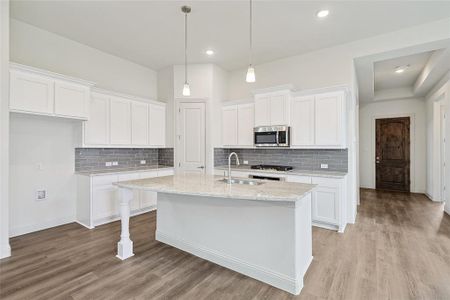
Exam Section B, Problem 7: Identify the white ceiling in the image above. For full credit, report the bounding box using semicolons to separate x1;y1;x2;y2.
355;39;450;103
10;1;450;71
374;51;434;91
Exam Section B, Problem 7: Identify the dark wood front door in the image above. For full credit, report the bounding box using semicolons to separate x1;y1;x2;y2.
376;117;410;192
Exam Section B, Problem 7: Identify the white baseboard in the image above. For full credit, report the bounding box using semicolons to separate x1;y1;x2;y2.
156;230;304;295
0;242;11;259
9;216;75;237
75;220;94;230
312;221;339;232
445;205;450;215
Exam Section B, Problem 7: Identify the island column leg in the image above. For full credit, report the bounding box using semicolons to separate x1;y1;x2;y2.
116;188;134;260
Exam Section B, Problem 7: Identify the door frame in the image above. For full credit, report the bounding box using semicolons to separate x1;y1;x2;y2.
174;98;207;174
371;113;416;192
440;105;447;203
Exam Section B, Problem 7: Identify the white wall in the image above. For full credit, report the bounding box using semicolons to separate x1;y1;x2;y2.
9;114;80;236
0;0;11;259
10;19;158;99
425;77;450;208
170;64;229;174
359;98;427;193
228;18;450;100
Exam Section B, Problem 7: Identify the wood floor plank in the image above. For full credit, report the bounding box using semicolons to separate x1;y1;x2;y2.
1;189;449;299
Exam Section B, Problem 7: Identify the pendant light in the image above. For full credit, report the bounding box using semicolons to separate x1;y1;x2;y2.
182;5;191;96
246;0;256;83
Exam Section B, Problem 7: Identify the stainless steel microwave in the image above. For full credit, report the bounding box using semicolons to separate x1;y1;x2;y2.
254;126;290;147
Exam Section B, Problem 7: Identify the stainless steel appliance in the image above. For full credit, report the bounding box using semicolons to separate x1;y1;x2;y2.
254;126;290;147
249;174;286;181
250;164;293;172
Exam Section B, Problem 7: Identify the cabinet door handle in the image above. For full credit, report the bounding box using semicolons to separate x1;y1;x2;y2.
197;166;205;169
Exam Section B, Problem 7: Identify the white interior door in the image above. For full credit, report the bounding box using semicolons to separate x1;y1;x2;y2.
177;102;206;173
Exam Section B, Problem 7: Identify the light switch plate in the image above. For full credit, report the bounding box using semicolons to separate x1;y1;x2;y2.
105;162;112;167
112;161;118;166
140;160;146;165
243;160;249;165
320;164;329;169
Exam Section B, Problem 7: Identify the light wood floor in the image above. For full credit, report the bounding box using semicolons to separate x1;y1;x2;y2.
1;189;449;300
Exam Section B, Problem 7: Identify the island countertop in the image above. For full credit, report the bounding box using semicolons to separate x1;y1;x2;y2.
113;173;316;202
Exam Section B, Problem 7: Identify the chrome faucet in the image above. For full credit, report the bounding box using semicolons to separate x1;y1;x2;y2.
227;152;240;182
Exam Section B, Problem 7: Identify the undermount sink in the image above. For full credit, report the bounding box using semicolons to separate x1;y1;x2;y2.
219;178;264;186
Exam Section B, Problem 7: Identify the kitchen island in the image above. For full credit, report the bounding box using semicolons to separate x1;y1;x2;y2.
114;174;315;295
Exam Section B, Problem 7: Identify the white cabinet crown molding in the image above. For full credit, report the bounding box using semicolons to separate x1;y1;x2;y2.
10;62;95;87
92;87;165;106
251;84;294;95
291;85;350;98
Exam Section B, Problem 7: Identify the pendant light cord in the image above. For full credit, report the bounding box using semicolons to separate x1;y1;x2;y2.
184;10;188;84
249;0;253;66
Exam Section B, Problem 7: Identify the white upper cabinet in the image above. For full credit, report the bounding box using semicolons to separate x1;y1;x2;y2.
54;80;89;119
131;101;149;146
84;93;110;145
9;65;93;119
291;96;315;146
222;106;238;146
110;96;132;145
221;103;254;147
149;104;166;147
254;91;290;126
83;90;166;148
254;96;271;126
10;70;54;114
314;91;345;147
237;103;255;146
290;90;346;148
270;94;290;125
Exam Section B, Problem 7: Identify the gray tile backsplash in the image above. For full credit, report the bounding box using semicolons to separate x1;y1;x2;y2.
214;148;348;172
75;148;174;172
158;148;174;167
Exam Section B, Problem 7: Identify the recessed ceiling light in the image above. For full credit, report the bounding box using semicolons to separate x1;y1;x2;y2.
317;10;329;18
395;65;410;74
206;49;214;56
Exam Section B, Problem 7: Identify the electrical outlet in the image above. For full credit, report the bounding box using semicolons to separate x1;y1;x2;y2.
36;190;46;201
243;160;249;165
112;161;118;166
140;160;146;165
320;164;329;169
105;162;112;167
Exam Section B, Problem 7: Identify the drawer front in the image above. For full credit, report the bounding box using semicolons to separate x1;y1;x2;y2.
92;174;118;186
286;175;312;184
312;176;342;188
157;169;174;177
117;173;140;181
140;171;158;179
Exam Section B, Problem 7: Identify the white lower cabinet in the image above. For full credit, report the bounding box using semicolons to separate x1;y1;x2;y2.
76;168;174;228
310;177;346;232
214;168;347;233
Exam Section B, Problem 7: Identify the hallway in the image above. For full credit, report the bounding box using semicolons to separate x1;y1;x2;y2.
1;189;449;299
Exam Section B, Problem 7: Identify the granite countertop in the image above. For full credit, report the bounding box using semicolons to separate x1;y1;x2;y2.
75;165;174;177
113;174;316;202
215;165;347;178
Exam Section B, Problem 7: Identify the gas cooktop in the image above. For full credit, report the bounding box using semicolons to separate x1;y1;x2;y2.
250;164;293;172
